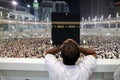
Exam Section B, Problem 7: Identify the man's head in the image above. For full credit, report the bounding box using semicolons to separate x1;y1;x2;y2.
61;41;80;65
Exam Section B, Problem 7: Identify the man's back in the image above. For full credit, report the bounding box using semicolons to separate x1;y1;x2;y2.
45;54;96;80
45;39;97;80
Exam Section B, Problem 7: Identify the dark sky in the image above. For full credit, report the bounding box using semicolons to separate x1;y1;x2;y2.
17;0;80;13
114;0;120;2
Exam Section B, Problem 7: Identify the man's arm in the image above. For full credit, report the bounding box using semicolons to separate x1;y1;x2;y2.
45;46;61;55
79;47;97;58
45;39;71;55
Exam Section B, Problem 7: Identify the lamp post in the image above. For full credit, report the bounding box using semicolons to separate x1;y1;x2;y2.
81;17;84;29
99;15;104;31
12;1;18;10
108;14;111;31
0;12;2;19
116;13;119;32
8;13;11;32
94;16;97;29
101;15;103;21
27;4;31;13
116;13;119;19
84;19;87;31
88;16;90;21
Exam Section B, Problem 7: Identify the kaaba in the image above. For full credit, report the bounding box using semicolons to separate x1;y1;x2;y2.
52;13;80;45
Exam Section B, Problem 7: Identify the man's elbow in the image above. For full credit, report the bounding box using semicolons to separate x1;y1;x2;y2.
92;53;97;59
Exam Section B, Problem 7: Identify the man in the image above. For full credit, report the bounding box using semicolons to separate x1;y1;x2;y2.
45;39;97;80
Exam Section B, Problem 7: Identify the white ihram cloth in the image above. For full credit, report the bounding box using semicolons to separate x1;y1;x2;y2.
45;54;96;80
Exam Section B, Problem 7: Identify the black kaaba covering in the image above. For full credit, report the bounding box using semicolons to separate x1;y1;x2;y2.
52;13;80;45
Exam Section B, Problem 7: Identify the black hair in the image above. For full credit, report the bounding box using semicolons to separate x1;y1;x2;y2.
61;41;80;65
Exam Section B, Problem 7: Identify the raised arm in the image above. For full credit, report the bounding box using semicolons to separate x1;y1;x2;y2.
62;39;97;58
79;47;97;58
45;46;61;55
45;39;97;59
45;39;74;55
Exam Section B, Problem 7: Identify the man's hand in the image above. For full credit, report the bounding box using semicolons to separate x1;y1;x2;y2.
65;39;97;58
61;39;78;48
45;39;79;55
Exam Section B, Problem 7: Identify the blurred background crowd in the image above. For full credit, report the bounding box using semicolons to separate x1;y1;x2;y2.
0;35;120;59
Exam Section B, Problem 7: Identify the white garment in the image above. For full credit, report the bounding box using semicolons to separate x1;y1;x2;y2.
45;54;96;80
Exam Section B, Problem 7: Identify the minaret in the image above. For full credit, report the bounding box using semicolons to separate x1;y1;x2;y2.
33;0;39;21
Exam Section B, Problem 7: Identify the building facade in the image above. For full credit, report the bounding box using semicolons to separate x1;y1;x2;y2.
39;0;69;21
80;0;120;19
